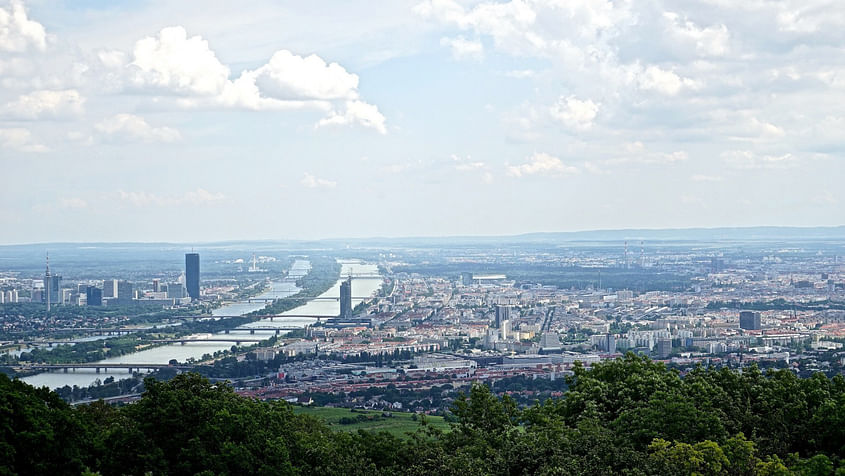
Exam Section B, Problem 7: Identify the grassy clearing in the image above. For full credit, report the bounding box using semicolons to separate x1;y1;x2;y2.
292;405;450;437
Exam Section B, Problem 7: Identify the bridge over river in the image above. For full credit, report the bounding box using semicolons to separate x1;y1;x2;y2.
14;363;196;374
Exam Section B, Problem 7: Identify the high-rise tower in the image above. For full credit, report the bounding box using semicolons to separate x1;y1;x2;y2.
495;305;510;328
339;276;352;318
185;253;200;301
42;253;61;310
44;253;51;312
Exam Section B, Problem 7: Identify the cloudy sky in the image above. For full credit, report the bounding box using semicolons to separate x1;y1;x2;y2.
1;0;843;243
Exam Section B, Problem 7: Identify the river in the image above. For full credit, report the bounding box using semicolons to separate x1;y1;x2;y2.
21;259;382;389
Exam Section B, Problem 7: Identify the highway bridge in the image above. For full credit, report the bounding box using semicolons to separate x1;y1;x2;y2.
247;296;376;303
14;363;195;373
12;326;302;346
223;326;301;334
176;314;332;320
150;337;266;345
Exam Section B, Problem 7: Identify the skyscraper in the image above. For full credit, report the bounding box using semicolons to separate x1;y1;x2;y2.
86;286;102;306
166;282;186;299
604;334;616;353
339;277;352;318
495;305;510;328
657;338;672;358
103;279;118;298
739;311;762;330
185;253;200;301
117;280;133;304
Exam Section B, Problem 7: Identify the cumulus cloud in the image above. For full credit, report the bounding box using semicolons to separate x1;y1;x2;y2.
117;188;225;207
0;127;48;152
450;154;493;183
3;89;84;119
119;26;386;132
507;152;578;177
452;154;486;171
95;114;181;143
550;95;599;131
440;36;484;60
253;50;360;101
637;65;700;95
0;0;47;53
300;173;337;189
129;26;230;96
316;100;386;134
663;12;730;57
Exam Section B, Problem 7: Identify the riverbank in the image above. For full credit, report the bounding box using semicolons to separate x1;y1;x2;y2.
18;258;383;391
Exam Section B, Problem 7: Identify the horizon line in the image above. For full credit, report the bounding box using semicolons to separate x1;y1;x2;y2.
2;224;844;247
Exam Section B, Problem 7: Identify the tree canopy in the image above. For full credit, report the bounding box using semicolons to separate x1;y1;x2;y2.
2;353;845;475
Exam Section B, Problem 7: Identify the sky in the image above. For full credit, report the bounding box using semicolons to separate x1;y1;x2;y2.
0;0;843;244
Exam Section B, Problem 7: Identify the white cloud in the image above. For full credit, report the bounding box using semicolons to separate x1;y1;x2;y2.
0;127;48;152
183;188;226;205
95;113;181;143
451;153;492;182
117;188;225;207
129;26;230;96
638;65;700;95
300;173;337;189
121;26;386;132
550;95;599;131
0;0;46;53
253;50;360;101
440;36;484;60
507;152;578;177
663;12;730;57
3;89;84;119
316;100;387;134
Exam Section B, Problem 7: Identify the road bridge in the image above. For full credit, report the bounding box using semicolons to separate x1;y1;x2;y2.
14;363;195;373
223;326;302;334
5;327;145;337
15;340;81;347
175;314;332;320
150;337;266;345
247;296;375;303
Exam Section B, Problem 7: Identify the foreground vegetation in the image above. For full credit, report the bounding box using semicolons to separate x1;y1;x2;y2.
3;354;845;475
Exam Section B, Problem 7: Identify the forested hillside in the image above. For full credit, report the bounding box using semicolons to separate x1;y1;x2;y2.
3;354;845;475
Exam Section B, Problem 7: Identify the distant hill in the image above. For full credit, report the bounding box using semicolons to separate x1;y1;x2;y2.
2;226;843;251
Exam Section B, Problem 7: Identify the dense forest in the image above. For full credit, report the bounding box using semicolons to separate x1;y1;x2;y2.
3;354;845;475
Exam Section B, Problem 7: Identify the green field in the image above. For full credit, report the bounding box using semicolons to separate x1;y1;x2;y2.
292;406;450;437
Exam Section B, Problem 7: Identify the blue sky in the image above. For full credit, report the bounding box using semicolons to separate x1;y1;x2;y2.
1;0;843;243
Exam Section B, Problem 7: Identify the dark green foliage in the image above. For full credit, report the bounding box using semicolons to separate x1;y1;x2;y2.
0;373;90;476
3;354;845;475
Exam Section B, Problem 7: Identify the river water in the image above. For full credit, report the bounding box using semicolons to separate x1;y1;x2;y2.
21;259;382;389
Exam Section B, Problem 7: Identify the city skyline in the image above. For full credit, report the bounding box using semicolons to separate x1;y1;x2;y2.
1;0;844;244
